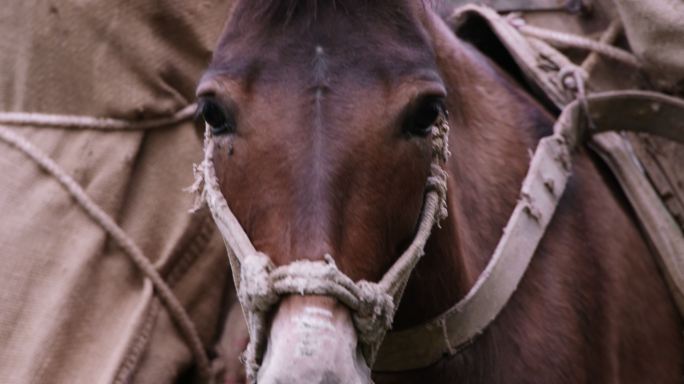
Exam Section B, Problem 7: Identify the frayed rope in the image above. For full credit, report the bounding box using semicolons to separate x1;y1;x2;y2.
184;161;208;213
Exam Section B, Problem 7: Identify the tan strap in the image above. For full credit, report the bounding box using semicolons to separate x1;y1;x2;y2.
374;91;684;371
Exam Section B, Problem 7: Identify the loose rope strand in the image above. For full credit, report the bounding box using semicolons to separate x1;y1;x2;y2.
0;104;197;130
513;23;641;69
581;20;623;75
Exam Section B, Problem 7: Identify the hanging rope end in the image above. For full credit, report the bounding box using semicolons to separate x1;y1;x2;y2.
184;161;208;213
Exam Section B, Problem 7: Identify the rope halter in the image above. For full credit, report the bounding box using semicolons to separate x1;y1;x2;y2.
193;114;450;383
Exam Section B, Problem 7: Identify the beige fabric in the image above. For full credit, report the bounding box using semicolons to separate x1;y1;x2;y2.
448;0;684;92
0;1;238;383
612;0;684;92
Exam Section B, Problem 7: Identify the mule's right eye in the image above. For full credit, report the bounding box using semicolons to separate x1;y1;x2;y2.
403;96;445;137
199;99;235;135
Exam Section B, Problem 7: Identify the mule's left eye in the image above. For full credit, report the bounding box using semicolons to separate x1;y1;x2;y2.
198;99;235;135
404;97;445;137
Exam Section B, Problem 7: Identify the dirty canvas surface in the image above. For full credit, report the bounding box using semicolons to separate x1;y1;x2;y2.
0;1;238;383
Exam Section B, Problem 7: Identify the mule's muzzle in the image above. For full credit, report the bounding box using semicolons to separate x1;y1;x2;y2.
257;296;372;384
237;252;395;381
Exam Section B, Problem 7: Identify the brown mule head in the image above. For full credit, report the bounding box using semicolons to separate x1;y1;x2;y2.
197;1;444;382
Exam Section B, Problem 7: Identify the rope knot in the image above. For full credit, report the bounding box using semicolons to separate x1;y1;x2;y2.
353;281;395;346
239;252;278;312
428;114;450;224
427;164;449;222
431;115;451;162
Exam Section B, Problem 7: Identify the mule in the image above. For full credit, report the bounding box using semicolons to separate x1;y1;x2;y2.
196;1;683;382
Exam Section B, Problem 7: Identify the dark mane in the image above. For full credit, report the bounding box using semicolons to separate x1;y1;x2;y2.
230;0;437;29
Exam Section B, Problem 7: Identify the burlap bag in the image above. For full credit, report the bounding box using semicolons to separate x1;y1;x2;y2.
449;0;684;92
613;0;684;92
0;1;241;383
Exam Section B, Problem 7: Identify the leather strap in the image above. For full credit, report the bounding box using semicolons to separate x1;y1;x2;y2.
591;132;684;314
374;91;684;371
450;5;580;109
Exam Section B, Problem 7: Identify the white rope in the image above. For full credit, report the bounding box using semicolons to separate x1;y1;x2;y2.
0;106;211;378
513;22;641;69
581;20;624;74
0;104;197;130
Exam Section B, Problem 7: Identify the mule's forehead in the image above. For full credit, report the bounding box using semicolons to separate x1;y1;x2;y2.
205;1;439;88
200;2;439;281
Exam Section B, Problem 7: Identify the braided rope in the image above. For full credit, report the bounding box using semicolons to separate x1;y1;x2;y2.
0;106;211;378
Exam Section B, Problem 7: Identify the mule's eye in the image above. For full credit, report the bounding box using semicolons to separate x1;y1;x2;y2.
405;97;445;137
199;99;235;135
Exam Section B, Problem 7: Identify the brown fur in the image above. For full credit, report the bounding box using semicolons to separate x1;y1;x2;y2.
199;1;683;382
